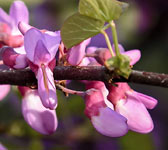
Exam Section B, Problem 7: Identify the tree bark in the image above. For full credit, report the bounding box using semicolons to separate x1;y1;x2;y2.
0;66;168;88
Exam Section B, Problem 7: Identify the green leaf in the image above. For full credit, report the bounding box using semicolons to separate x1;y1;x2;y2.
79;0;129;22
61;13;104;49
105;54;131;78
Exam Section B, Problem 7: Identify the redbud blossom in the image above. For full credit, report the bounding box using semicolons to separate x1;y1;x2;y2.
1;46;28;69
104;46;157;133
21;87;58;135
76;41;157;135
84;81;128;137
0;1;28;47
107;83;157;133
67;38;91;66
24;28;61;109
0;1;29;102
94;46;141;66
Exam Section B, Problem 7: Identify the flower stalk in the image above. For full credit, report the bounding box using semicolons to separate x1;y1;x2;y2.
100;30;115;57
110;20;120;56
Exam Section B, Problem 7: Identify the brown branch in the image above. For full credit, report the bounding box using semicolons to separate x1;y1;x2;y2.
0;66;168;87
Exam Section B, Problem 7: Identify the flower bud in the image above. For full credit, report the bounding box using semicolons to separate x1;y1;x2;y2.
67;38;91;66
1;46;28;69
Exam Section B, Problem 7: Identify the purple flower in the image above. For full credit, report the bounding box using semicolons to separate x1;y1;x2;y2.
67;38;91;66
0;1;29;47
107;83;157;133
0;1;29;101
24;28;61;109
18;21;33;35
0;1;28;35
1;46;28;69
100;45;157;133
84;81;128;137
78;43;157;135
93;44;141;66
21;88;58;134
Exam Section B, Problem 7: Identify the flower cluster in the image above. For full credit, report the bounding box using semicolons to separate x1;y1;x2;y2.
0;1;60;135
67;40;157;136
0;1;157;137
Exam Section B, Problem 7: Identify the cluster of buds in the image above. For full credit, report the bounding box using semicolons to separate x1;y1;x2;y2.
0;1;157;137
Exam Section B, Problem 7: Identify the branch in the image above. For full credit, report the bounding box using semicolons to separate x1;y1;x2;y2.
0;66;168;88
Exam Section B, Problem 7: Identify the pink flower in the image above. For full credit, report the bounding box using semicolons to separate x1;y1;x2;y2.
84;81;128;137
20;87;58;135
0;1;29;47
79;43;157;134
0;85;10;101
24;28;61;109
99;45;158;133
1;46;28;69
107;83;157;133
94;45;141;66
0;1;29;101
67;38;91;66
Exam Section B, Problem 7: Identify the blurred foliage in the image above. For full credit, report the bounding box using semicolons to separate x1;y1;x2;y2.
0;0;42;7
29;139;44;150
119;131;155;150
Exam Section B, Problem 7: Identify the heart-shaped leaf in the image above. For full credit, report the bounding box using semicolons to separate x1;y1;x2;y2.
61;13;105;49
79;0;129;22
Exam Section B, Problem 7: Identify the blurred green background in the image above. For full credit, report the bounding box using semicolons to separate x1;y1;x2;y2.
0;0;168;150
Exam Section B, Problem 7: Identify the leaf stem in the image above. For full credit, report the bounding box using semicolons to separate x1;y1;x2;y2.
100;30;115;57
110;20;120;56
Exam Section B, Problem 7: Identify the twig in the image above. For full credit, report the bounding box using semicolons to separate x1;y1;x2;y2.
0;66;167;88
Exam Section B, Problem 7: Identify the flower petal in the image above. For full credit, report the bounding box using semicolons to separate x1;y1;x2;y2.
116;91;154;133
14;45;26;54
33;40;51;66
91;107;128;137
9;1;29;26
0;8;12;27
24;28;44;62
44;31;61;60
123;50;141;65
112;44;125;53
68;39;91;66
14;54;28;69
86;46;97;54
1;46;18;68
78;57;90;66
37;67;57;109
134;91;158;109
0;85;10;101
86;46;97;63
24;28;60;63
18;21;32;35
6;34;23;47
22;90;57;134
